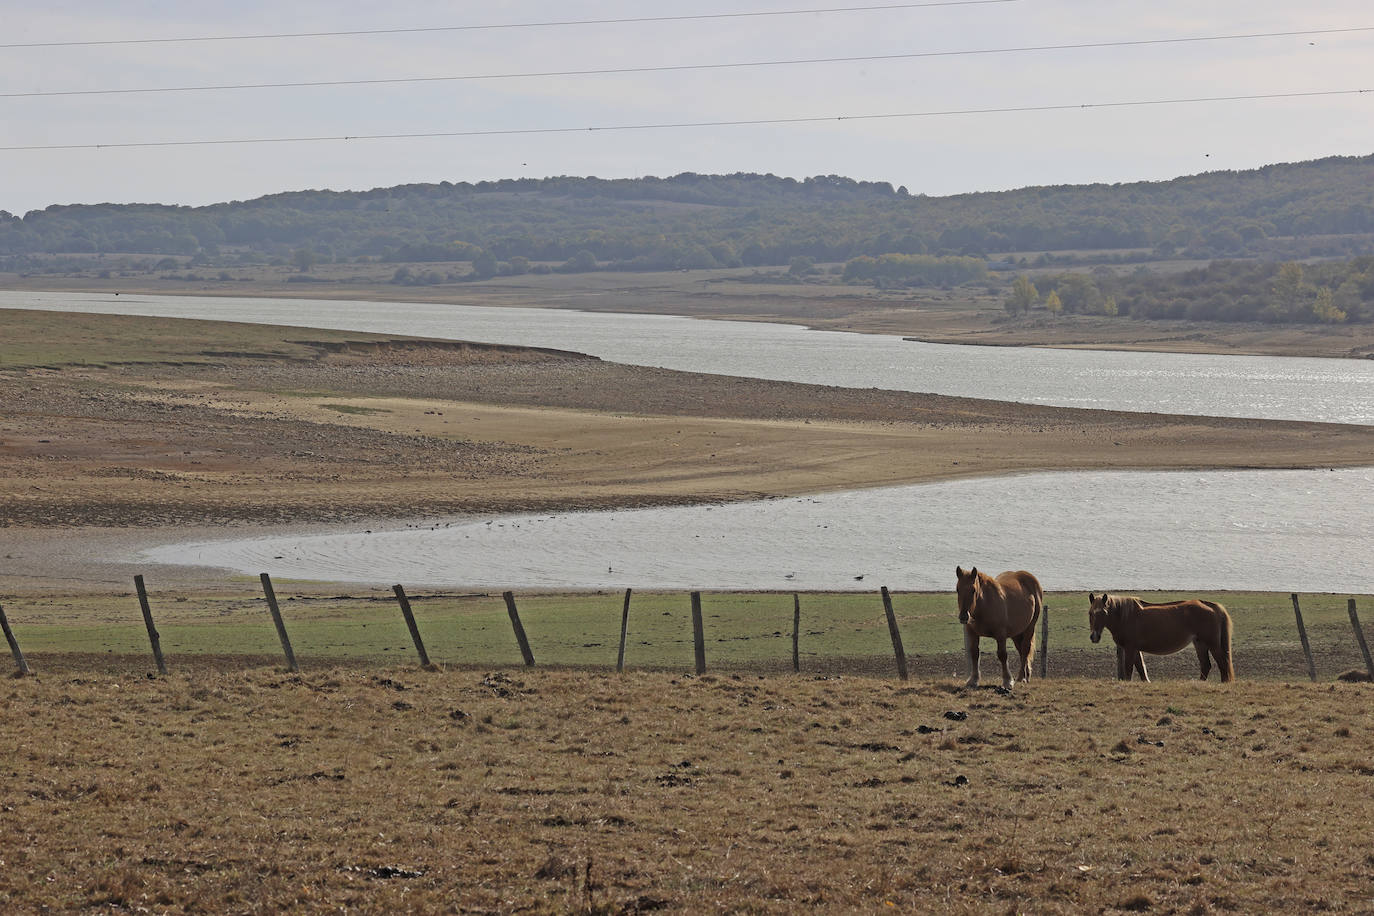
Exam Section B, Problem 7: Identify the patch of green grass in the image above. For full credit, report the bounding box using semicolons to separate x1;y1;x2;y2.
317;403;391;416
11;589;1373;679
0;308;425;369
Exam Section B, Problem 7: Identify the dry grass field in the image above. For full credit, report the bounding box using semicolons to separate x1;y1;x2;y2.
3;667;1372;914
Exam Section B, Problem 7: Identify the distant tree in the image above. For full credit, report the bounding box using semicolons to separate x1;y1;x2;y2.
1333;277;1364;320
558;249;598;273
1044;290;1063;315
788;255;815;277
470;249;498;279
1206;226;1244;254
677;244;720;270
1053;273;1103;314
505;255;530;275
1310;286;1346;323
842;253;986;286
291;247;318;272
1005;275;1038;316
1103;295;1119;316
1266;262;1306;321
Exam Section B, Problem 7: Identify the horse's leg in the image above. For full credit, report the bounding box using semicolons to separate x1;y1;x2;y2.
1013;628;1033;682
996;637;1013;689
1116;644;1129;680
963;627;981;688
1195;639;1212;681
1131;649;1149;682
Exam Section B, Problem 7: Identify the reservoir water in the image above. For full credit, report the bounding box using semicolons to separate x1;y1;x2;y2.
4;290;1373;424
141;468;1374;593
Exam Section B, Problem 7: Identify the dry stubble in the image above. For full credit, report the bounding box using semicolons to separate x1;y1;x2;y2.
2;669;1371;913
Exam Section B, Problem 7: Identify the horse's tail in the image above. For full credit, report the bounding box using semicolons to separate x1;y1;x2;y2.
1019;574;1045;677
1206;601;1235;682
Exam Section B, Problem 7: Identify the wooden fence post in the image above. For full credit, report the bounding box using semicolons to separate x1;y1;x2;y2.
616;588;632;673
792;593;801;674
502;591;535;667
1348;599;1374;681
690;592;706;675
392;585;434;670
134;575;168;675
880;587;909;681
260;573;299;672
1039;603;1049;679
1290;593;1317;682
0;604;31;676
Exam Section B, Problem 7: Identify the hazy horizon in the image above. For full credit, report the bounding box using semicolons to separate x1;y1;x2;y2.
5;1;1373;214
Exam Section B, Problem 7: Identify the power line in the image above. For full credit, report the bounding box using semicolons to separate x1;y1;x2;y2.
6;27;1370;100
0;1;1018;49
2;88;1368;152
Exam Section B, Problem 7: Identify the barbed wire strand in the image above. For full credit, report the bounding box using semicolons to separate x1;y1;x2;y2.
6;27;1370;100
0;1;1019;49
2;88;1368;153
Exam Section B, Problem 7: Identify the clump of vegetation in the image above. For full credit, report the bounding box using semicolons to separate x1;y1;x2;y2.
318;403;391;416
1027;258;1374;323
842;253;988;287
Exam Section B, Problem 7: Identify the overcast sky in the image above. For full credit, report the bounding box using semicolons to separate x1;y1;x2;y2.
3;1;1372;215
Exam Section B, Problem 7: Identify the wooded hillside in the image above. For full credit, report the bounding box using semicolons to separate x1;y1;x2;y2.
4;154;1374;269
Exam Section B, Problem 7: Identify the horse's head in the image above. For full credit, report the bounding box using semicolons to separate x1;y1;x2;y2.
1087;592;1112;643
955;566;981;625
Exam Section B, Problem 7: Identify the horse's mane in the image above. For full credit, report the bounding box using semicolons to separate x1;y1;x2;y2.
1114;595;1226;613
1103;594;1143;614
975;568;1005;595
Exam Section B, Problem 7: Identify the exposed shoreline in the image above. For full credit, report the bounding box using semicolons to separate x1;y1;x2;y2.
5;301;1374;596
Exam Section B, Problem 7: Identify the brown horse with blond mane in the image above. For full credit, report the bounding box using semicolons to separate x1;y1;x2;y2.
955;566;1043;690
1088;592;1234;682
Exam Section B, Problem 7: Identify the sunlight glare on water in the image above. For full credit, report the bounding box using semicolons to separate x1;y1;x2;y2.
141;469;1374;592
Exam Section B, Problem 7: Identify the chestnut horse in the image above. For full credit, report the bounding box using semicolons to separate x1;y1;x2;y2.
955;566;1043;689
1088;592;1234;682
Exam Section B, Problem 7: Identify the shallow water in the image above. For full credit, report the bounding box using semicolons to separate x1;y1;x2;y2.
5;290;1373;424
140;468;1374;592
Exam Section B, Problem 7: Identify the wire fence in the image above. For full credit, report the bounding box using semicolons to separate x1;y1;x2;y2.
3;577;1372;683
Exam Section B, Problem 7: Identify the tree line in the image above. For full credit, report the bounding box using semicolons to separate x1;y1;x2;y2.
1005;258;1374;324
4;155;1374;269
